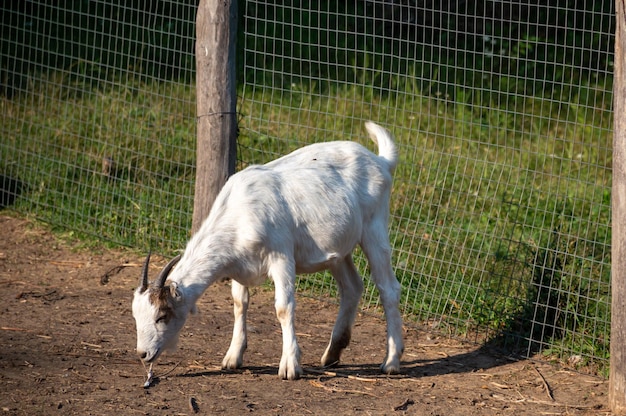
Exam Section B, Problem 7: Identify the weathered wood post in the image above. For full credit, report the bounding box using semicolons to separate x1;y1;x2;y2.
612;0;626;413
192;0;238;234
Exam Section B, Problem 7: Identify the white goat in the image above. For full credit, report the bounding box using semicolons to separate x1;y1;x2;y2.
132;121;404;380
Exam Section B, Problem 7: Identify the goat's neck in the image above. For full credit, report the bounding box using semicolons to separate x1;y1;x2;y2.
168;241;232;302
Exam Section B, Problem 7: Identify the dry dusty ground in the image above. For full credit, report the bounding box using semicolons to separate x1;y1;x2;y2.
0;213;611;415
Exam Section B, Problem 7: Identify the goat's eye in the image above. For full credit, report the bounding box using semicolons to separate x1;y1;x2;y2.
155;315;167;324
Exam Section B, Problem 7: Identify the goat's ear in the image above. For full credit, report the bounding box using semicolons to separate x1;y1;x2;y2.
169;281;183;301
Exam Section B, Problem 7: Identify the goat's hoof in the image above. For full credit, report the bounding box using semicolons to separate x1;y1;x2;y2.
222;356;243;370
321;343;345;368
278;365;303;380
320;352;341;368
380;363;401;375
380;357;401;375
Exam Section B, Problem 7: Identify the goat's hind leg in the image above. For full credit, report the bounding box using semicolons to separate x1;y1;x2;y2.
321;255;364;367
222;280;249;369
270;257;302;380
361;227;404;374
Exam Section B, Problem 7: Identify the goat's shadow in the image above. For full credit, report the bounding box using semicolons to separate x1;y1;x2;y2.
175;343;517;381
177;365;283;379
399;344;518;379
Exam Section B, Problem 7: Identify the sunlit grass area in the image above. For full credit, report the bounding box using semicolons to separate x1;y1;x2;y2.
2;75;197;250
0;68;613;374
237;79;612;374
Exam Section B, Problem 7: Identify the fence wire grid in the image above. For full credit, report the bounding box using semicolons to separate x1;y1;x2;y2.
0;1;614;374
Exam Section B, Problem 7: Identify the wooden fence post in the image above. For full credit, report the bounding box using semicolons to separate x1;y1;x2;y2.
192;0;238;234
612;0;626;413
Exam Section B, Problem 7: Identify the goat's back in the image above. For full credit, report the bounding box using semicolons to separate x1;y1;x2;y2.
202;127;397;273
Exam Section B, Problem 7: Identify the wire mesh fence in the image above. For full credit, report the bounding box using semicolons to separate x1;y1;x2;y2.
1;1;198;250
0;1;614;373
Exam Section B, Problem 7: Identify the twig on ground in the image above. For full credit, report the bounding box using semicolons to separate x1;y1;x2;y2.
533;365;554;401
100;262;143;285
393;398;415;411
71;369;92;381
491;393;601;410
304;368;378;382
155;360;182;378
49;260;85;268
1;326;51;340
1;326;33;332
309;379;378;397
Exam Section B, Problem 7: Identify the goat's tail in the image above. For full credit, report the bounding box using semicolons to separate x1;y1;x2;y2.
364;121;398;172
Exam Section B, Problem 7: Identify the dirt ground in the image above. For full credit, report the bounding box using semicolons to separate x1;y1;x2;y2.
0;213;611;415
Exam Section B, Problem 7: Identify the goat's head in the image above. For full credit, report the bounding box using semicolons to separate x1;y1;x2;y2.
131;253;191;363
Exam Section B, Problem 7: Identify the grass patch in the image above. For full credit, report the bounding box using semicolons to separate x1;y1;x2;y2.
237;78;612;373
1;74;196;251
1;66;613;374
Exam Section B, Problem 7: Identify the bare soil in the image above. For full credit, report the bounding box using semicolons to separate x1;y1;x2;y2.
0;214;610;415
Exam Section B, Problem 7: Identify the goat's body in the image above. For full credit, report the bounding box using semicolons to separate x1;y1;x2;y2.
132;122;404;380
184;140;393;279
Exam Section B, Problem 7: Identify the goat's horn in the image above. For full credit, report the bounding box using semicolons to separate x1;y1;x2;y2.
155;254;182;288
139;251;151;293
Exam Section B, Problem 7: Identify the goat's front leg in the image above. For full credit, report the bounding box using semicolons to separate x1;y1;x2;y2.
270;258;302;380
222;280;249;370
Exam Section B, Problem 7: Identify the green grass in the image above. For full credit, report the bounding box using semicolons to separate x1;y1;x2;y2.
236;79;612;374
1;73;197;251
1;67;613;375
